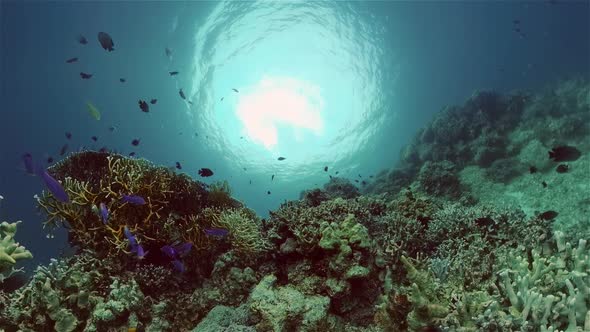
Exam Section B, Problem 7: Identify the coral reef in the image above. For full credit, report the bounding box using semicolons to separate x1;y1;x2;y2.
1;79;588;331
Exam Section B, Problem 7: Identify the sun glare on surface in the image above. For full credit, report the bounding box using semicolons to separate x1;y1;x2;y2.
236;76;324;149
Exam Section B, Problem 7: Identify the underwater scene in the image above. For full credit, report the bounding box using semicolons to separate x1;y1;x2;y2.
0;1;589;331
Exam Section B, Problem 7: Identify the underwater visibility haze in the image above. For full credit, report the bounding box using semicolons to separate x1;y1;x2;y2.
0;1;589;331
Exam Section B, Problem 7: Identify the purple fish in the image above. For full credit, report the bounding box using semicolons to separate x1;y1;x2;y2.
99;202;108;224
174;242;192;256
37;168;69;203
124;226;138;247
172;259;185;273
204;228;229;237
161;245;176;258
121;195;146;205
22;153;35;175
136;245;147;259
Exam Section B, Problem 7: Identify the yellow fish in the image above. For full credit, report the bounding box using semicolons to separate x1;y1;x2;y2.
86;102;101;120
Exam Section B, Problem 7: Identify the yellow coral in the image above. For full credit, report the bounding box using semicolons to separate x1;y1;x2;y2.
211;208;270;256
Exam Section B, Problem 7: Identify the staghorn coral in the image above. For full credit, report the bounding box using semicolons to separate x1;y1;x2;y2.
476;230;590;331
36;152;210;259
0;221;33;283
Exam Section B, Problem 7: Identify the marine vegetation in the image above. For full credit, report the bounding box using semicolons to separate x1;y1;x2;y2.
0;79;589;331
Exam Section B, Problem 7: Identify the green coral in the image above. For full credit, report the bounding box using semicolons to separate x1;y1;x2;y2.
0;220;33;283
400;256;449;331
248;275;332;332
319;214;371;279
478;230;590;331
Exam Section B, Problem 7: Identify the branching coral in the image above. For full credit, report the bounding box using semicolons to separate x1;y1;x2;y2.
0;220;33;283
210;208;270;257
478;230;590;331
36;152;209;258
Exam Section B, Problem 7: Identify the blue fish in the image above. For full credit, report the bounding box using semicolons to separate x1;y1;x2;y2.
37;168;69;203
174;242;192;256
172;259;185;273
99;202;108;224
136;245;147;259
22;153;35;175
161;245;176;258
204;228;229;237
124;226;138;247
121;195;146;205
161;242;192;259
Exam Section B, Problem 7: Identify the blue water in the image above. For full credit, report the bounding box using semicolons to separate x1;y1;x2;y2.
1;1;588;273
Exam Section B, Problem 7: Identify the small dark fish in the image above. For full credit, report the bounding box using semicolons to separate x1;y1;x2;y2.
129;152;136;157
188;100;193;105
220;97;224;101
513;19;520;24
175;162;182;170
66;57;78;63
271;174;275;181
556;164;569;173
249;180;252;184
108;126;116;132
538;210;558;220
150;99;157;105
369;175;373;178
232;88;239;93
91;136;98;142
131;139;140;146
179;88;186;100
475;217;494;228
198;168;214;177
243;167;247;171
60;144;68;156
165;47;172;58
277;157;286;161
80;72;92;79
324;166;328;172
329;175;333;179
361;181;367;186
169;71;179;76
65;132;72;139
38;168;70;203
354;179;359;183
121;194;146;205
77;35;88;45
548;146;581;162
47;156;54;164
22;153;35;175
138;100;149;113
204;228;229;237
99;146;108;153
542;181;547;188
514;27;521;33
99;202;108;224
119;78;126;83
529;166;538;174
97;32;115;51
335;171;339;175
358;174;362;178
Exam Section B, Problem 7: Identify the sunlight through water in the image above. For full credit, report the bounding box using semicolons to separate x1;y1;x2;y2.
186;1;398;180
